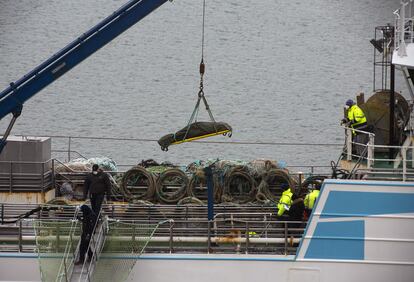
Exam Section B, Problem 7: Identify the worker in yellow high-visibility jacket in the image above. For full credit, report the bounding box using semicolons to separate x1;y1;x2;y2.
277;184;293;216
341;99;369;156
341;99;367;133
304;185;320;217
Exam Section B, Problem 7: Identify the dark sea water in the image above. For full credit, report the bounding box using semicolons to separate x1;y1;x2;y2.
0;0;403;169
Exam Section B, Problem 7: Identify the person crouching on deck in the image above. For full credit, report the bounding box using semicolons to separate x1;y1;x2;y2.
277;184;292;217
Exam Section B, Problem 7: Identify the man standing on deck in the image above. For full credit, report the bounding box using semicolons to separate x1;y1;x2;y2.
84;164;111;215
341;99;368;155
342;99;367;131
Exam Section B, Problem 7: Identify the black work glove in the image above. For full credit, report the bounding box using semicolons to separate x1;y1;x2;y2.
340;118;348;125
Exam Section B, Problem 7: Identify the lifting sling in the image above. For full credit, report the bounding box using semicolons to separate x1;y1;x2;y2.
158;0;232;151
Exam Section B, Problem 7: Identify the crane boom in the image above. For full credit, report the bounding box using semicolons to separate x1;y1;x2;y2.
0;0;169;152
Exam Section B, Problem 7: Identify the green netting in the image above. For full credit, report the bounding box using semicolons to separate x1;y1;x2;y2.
33;219;81;282
91;221;159;282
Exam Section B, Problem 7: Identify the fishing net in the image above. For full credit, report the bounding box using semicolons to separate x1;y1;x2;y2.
71;157;118;172
33;219;81;282
91;221;160;282
56;157;118;173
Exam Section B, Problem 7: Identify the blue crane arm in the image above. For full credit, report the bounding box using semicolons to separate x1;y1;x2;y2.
0;0;169;152
0;0;169;120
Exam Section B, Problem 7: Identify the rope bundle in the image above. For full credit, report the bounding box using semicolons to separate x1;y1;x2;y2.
221;165;257;204
120;166;157;201
156;168;189;204
117;160;319;205
256;169;296;203
187;170;222;203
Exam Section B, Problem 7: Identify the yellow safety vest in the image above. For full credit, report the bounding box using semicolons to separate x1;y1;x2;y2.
347;105;367;127
277;188;292;216
304;190;320;209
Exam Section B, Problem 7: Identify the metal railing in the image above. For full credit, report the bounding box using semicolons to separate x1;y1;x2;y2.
343;126;375;167
394;1;414;57
0;159;53;192
78;210;106;282
0;204;305;256
342;125;414;181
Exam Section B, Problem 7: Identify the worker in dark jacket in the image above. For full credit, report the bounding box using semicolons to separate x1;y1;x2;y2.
287;194;305;236
84;164;111;215
75;205;95;265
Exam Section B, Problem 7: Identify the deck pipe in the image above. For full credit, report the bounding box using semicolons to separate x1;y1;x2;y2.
390;63;395;160
0;235;301;245
205;167;214;221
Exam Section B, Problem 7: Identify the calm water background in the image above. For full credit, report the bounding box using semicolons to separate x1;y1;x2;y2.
0;0;403;169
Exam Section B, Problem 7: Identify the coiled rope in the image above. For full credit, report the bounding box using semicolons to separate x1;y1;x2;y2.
120;166;156;201
256;169;295;203
156;168;189;204
221;165;257;204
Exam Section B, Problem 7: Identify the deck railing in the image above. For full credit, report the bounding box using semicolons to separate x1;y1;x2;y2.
342;125;414;181
0;159;54;192
394;1;414;56
0;204;305;256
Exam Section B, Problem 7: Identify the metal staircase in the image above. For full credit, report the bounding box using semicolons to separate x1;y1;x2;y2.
70;216;107;282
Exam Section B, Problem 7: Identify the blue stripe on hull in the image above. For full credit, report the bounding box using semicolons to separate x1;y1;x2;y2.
322;191;414;217
305;220;365;260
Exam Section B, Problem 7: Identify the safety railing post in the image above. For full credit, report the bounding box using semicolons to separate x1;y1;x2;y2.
52;159;56;191
403;147;407;181
63;258;68;282
56;224;60;253
9;162;13;193
367;134;374;169
411;141;414;169
400;1;407;56
18;220;22;252
41;162;45;192
284;221;288;255
169;220;174;254
245;222;250;254
1;204;4;225
346;128;352;161
207;220;211;254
